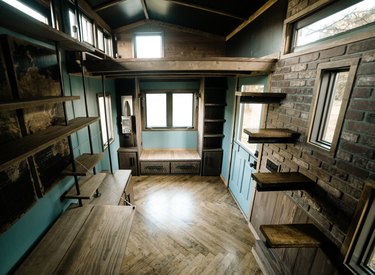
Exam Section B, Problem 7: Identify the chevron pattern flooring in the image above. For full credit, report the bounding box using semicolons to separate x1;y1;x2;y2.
120;175;262;275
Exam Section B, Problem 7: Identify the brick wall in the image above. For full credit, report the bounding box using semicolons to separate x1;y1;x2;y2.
259;29;375;247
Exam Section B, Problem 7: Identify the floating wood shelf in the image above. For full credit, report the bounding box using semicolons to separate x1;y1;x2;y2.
252;172;314;191
204;119;226;122
235;92;286;104
0;96;80;111
0;2;94;52
205;103;227;107
204;134;225;138
244;128;300;143
260;224;327;248
62;153;103;176
0;117;99;171
64;173;106;200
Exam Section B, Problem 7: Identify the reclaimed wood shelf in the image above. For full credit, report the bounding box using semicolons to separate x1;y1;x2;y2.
235;92;286;103
204;119;226;122
0;96;80;111
252;172;314;191
62;153;103;176
0;2;94;52
244;128;300;144
0;117;99;171
15;205;135;274
260;224;327;248
64;173;106;200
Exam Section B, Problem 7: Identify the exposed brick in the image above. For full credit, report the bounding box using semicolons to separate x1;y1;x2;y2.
284;56;300;66
346;121;375;135
314;151;335;165
275;66;291;73
330;226;345;244
320;46;346;59
317;179;343;199
363;50;375;62
271;74;284;81
336;160;370;179
299;52;319;63
273;152;285;163
298;70;317;79
291;117;307;128
341;142;374;159
349;177;364;190
352;87;372;98
294;103;310;112
357;62;375;75
341;131;359;143
309;166;331;182
321;163;348;180
367;161;375;172
278;114;292;123
278;149;293;160
366;113;375;124
336;150;352;162
357;76;375;87
291;64;307;72
360;135;375;147
308;208;332;230
308;59;330;70
301;152;322;167
339;194;358;216
347;38;375;54
284;158;300;171
330;177;361;199
286;108;300;117
299;167;318;182
290;80;306;87
352;155;369;169
300;112;309;120
351;99;375;111
292;156;309;169
345;110;364;121
284;72;299;80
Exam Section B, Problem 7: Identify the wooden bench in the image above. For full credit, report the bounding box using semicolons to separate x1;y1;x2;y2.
139;149;201;175
15;170;135;274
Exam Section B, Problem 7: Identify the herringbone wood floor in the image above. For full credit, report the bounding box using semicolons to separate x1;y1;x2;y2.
120;175;262;275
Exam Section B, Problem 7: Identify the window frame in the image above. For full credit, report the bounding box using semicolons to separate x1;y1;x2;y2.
97;93;115;149
306;58;360;155
80;12;94;45
142;90;197;131
134;32;164;58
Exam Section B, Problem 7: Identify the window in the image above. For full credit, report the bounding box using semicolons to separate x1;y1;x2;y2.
289;0;375;52
3;0;49;24
134;33;163;58
98;94;114;148
237;85;264;155
104;35;113;57
68;9;79;39
307;58;359;154
144;92;195;129
97;28;104;51
80;14;93;45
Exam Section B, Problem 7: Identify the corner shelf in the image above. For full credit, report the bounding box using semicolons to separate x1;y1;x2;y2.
260;224;327;248
0;2;95;52
62;153;103;176
0;117;99;171
244;128;300;144
235;92;286;104
252;172;314;191
0;96;80;111
64;173;106;200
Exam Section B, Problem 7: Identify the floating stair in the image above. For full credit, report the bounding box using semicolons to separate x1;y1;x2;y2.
62;153;103;176
244;128;300;143
235;92;286;104
260;224;327;248
64;173;106;200
252;172;314;191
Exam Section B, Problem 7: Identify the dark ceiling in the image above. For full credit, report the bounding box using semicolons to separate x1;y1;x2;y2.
85;0;271;37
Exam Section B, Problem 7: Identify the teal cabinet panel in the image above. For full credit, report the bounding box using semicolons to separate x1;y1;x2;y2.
229;143;256;219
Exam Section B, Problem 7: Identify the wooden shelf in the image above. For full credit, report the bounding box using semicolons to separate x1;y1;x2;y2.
204;134;225;138
0;96;80;111
235;92;286;104
64;173;106;200
260;224;327;248
204;119;226;123
252;172;314;191
0;2;94;52
0;117;99;171
205;103;227;107
244;128;300;144
62;153;103;176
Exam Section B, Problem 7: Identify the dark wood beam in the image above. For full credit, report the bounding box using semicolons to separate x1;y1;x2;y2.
163;0;246;21
140;0;149;19
93;0;127;12
226;0;278;41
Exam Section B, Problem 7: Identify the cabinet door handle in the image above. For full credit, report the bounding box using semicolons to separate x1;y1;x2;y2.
250;161;257;168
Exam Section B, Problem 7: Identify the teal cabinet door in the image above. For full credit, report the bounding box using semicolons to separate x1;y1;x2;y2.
229;143;256;219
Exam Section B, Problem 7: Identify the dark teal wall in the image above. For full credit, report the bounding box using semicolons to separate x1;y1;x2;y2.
226;0;288;57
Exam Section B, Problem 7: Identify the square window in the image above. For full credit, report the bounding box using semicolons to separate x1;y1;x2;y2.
98;94;114;148
307;58;359;155
145;93;167;128
134;34;163;58
97;28;104;51
81;14;93;45
172;93;193;127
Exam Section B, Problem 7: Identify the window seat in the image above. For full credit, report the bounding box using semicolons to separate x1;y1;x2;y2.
139;149;201;175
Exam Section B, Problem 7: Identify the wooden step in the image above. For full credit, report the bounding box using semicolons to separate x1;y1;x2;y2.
252;172;314;191
62;153;103;176
64;173;106;200
244;128;300;143
260;224;327;248
235;92;286;103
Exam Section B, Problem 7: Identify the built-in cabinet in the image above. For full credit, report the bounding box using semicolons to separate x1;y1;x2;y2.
118;147;139;176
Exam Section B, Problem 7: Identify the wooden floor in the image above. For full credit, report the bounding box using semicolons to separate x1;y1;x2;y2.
120;175;262;275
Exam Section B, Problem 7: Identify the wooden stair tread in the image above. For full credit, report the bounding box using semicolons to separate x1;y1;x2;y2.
0;117;99;171
64;173;106;199
0;96;80;111
235;92;286;103
252;172;314;191
244;128;300;144
62;153;103;176
260;224;327;248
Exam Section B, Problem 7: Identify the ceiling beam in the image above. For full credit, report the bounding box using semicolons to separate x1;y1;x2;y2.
115;19;225;40
140;0;150;19
163;0;246;21
226;0;278;41
77;0;111;31
93;0;127;12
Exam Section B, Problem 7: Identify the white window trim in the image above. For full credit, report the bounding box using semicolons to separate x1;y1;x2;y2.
98;93;114;149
